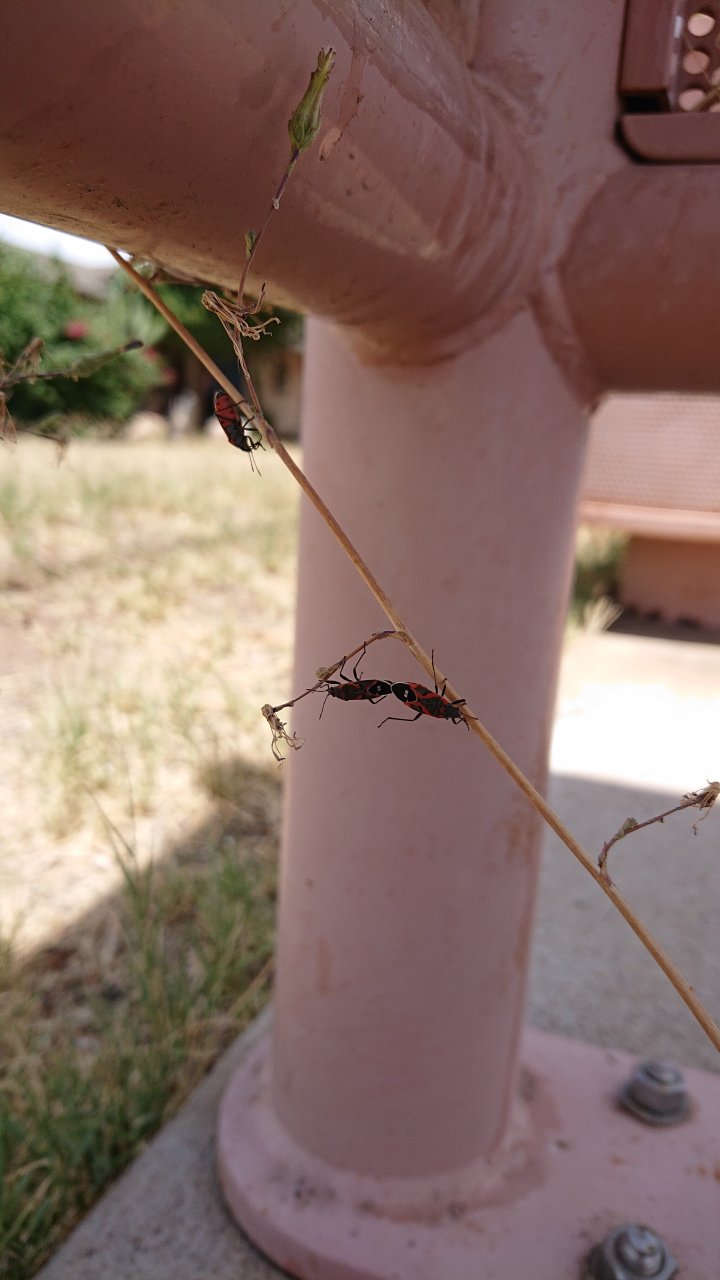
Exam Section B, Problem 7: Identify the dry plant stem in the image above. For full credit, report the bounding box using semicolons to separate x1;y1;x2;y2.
106;250;248;405
271;628;401;714
237;149;299;306
261;704;302;763
599;782;720;871
110;253;720;1059
601;805;694;867
0;341;141;388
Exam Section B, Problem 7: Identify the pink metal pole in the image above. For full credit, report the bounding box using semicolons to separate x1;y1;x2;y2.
219;312;720;1277
217;309;588;1234
270;313;586;1171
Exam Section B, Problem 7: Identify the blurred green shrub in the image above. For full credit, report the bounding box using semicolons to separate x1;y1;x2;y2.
0;245;166;424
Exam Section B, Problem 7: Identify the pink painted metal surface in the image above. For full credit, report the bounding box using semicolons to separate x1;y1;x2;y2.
255;312;587;1178
0;0;541;364
3;0;720;388
562;167;720;391
3;1;720;1276
618;0;684;109
618;0;720;158
621;110;720;160
220;1026;720;1279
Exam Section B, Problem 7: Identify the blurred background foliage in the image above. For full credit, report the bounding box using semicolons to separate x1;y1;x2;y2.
0;246;165;423
0;244;303;429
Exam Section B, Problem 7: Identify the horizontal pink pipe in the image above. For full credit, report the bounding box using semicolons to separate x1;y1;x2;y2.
581;500;720;542
0;0;541;363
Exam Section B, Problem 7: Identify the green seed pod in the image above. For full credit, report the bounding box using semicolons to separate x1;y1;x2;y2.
288;47;336;155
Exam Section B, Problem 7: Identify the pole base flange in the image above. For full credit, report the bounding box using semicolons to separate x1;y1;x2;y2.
218;1028;720;1279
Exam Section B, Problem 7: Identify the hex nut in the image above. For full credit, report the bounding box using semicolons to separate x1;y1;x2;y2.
619;1058;690;1126
585;1224;678;1280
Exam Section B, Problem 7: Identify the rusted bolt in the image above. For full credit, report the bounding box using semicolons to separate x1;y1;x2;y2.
619;1058;689;1126
585;1223;678;1279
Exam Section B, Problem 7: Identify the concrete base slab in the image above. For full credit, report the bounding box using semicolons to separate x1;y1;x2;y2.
219;1026;720;1280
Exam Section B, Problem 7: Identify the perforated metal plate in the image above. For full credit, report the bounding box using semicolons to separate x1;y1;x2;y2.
619;2;720;158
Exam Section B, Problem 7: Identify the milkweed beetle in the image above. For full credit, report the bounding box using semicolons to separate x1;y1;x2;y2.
213;391;264;467
319;646;392;719
378;653;469;729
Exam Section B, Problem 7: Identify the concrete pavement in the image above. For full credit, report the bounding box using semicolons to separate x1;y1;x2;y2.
530;629;720;1074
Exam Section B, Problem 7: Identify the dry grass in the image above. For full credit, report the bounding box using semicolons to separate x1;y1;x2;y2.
0;437;298;939
0;434;298;1278
568;526;627;631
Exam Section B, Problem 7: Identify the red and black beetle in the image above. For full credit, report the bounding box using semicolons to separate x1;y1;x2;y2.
379;654;469;728
213;391;264;466
319;648;392;718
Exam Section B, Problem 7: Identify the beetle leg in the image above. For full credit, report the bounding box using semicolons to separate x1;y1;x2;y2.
351;642;368;684
377;710;424;728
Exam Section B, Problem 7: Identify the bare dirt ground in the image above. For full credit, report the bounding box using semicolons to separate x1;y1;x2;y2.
0;436;299;954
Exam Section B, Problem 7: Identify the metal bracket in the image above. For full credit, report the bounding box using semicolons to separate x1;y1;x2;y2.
619;0;720;159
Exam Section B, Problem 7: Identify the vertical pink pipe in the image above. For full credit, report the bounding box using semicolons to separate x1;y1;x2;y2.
262;310;588;1179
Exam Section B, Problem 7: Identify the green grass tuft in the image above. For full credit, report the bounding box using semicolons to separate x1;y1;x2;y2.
0;831;276;1280
568;526;627;630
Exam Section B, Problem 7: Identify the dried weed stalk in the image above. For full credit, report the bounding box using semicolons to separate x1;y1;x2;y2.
261;704;303;765
600;781;720;874
201;289;279;349
204;46;336;412
109;53;720;1057
269;629;400;720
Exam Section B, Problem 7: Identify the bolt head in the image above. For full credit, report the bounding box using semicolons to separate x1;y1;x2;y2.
619;1058;689;1126
616;1225;666;1275
643;1061;682;1087
585;1223;678;1280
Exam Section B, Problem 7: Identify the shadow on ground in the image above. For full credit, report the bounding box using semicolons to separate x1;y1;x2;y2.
610;608;720;647
3;754;283;1280
530;770;720;1075
13;753;283;1021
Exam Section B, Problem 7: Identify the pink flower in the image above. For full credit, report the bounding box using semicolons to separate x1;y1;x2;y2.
64;320;89;340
